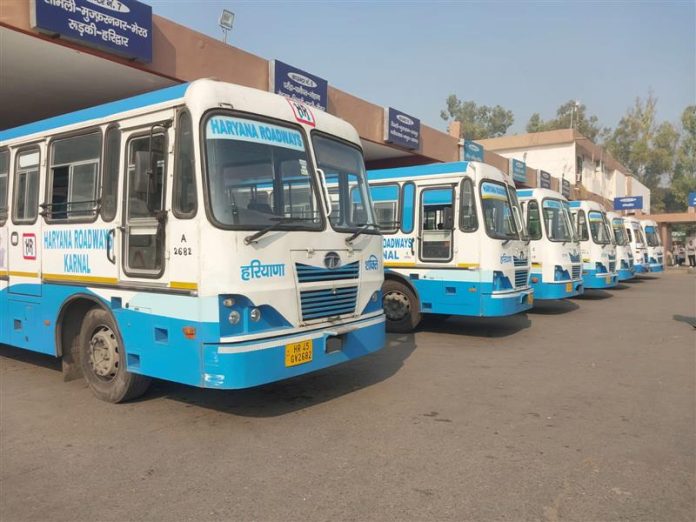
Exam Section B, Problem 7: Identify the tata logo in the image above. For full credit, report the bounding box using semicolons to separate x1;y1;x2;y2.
324;251;341;269
288;72;317;89
86;0;130;13
396;114;414;126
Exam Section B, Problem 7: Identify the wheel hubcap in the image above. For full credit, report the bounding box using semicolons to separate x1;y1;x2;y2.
383;291;410;321
89;325;120;380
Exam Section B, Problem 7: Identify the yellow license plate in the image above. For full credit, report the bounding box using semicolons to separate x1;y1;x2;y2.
285;339;313;367
605;276;611;284
528;293;534;305
566;282;573;293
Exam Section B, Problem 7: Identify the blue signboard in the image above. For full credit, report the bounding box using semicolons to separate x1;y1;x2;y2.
562;179;571;198
463;140;484;162
31;0;152;62
613;196;644;210
385;108;420;150
510;158;526;183
538;170;552;189
270;60;328;111
689;192;696;207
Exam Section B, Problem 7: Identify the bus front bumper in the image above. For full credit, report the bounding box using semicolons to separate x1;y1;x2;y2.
617;268;636;281
482;288;534;316
582;269;618;289
648;264;664;273
201;314;386;389
634;263;649;273
531;279;583;300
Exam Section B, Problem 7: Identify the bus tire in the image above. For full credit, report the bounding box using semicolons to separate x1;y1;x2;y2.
78;308;151;403
382;279;421;333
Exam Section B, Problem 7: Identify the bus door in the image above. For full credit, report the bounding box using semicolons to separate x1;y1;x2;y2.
120;128;170;284
418;185;455;263
7;147;42;297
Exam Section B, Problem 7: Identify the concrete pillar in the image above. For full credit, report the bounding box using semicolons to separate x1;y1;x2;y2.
660;223;671;253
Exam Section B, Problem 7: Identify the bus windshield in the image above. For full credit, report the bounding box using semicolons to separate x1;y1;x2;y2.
588;210;611;244
632;223;646;245
312;134;376;233
542;198;573;242
480;181;518;240
644;225;660;246
204;115;322;229
612;218;628;246
508;188;528;240
561;201;577;242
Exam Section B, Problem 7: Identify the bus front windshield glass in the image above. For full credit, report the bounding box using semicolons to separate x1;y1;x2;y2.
542;199;573;242
588;210;611;244
644;225;660;246
633;224;646;245
508;188;528;240
480;181;519;240
205;115;322;229
312;134;376;233
561;201;578;241
612;219;628;246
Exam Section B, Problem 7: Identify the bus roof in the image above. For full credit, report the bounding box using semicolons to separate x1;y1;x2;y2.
368;161;471;182
516;187;566;200
0;83;189;143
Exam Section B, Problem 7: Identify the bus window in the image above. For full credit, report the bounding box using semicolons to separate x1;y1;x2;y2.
420;187;453;261
125;133;166;273
369;183;399;234
459;177;477;232
526;200;542;240
542;199;572;242
47;131;101;221
480;181;517;240
401;182;415;234
13;149;40;224
588;211;611;244
206;115;321;229
626;227;633;243
644;225;660;247
101;127;120;222
0;149;8;225
173;110;197;218
576;210;589;241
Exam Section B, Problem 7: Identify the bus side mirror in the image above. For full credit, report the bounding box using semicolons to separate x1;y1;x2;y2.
443;207;454;230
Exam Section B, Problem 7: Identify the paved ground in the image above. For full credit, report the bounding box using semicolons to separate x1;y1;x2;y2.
1;270;694;521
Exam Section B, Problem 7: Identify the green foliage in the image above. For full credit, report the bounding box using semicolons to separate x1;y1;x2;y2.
440;95;514;140
525;100;607;141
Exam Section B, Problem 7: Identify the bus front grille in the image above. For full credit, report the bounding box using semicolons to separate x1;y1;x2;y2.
513;257;527;267
295;261;359;283
572;265;582;280
300;286;358;320
514;269;529;288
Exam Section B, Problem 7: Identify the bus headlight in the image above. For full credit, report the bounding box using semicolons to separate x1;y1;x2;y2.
228;311;241;325
250;308;261;322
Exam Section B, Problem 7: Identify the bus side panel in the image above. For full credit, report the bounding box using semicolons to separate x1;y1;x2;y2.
410;271;483;316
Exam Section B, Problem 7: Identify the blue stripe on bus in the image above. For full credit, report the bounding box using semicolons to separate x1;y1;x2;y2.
368;161;470;181
0;83;189;142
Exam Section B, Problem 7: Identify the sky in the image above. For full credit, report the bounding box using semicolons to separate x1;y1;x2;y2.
149;1;695;135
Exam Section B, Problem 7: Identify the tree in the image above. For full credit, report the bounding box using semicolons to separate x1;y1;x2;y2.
670;105;696;211
525;100;607;141
440;95;514;140
605;94;679;191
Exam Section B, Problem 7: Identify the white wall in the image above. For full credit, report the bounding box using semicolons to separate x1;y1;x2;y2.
493;143;575;187
630;178;651;212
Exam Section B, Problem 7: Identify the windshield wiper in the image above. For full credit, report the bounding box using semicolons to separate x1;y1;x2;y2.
244;217;315;245
345;224;379;245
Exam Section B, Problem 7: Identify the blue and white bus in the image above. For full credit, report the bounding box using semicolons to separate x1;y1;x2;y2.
0;79;385;402
568;201;618;289
624;216;649;273
367;162;532;332
641;219;664;272
518;188;583;299
606;212;636;281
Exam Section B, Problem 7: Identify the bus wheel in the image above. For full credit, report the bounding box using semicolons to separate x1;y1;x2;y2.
382;279;421;333
78;308;151;403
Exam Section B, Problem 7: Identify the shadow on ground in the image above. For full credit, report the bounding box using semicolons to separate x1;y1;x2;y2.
574;289;613;300
418;313;531;338
528;299;580;315
0;344;61;372
673;315;696;329
142;332;416;416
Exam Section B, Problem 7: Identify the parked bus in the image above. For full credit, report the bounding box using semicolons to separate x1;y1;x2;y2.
641;219;664;272
517;188;583;299
0;79;385;402
366;162;532;332
568;201;618;289
624;216;649;273
606;212;635;281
